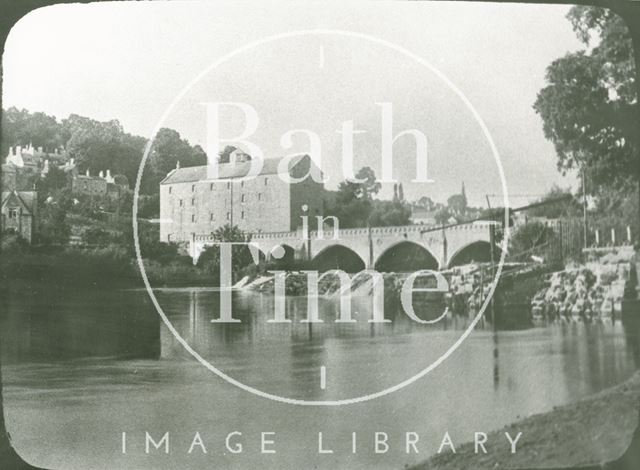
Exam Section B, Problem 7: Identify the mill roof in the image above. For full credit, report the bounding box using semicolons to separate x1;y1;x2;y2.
160;154;309;185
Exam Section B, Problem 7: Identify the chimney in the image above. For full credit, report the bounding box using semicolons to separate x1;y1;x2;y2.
16;145;22;156
70;157;75;166
99;170;104;178
106;169;111;178
86;169;90;177
231;149;250;164
176;160;181;169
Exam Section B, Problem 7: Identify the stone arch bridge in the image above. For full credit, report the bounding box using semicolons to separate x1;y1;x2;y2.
189;222;498;271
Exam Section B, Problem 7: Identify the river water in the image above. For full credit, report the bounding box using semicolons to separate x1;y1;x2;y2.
1;284;639;469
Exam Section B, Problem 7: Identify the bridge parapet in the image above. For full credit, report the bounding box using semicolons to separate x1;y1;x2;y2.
245;222;493;241
250;230;300;240
194;233;215;243
310;227;369;237
185;221;495;267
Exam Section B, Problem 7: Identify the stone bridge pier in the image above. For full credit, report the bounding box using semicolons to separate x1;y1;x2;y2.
189;222;498;271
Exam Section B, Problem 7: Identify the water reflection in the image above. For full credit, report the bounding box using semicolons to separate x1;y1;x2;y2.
155;289;468;400
2;285;640;469
0;281;160;363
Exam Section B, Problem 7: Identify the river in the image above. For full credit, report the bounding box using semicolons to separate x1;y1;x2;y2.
1;283;639;469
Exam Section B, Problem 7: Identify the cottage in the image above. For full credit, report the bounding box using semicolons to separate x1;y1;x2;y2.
1;190;37;243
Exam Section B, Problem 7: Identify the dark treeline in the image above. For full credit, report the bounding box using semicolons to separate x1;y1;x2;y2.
2;107;206;195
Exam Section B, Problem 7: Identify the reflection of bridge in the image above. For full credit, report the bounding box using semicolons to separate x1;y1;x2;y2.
189;222;498;271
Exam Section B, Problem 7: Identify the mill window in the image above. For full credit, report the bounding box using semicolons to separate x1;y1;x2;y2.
241;211;245;219
169;186;172;194
226;212;230;220
191;214;195;222
192;184;195;192
258;193;262;201
8;208;18;219
241;194;246;203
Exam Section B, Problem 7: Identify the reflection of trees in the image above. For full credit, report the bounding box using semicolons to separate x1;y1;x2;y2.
2;283;160;362
622;312;640;369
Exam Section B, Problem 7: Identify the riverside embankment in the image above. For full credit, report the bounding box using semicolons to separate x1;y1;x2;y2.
411;369;640;469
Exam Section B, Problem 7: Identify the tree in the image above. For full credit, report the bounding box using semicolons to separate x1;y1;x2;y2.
83;227;113;246
197;225;254;281
434;207;452;225
510;222;556;258
36;166;68;202
1;107;65;155
149;128;194;175
142;128;206;194
64;115;126;173
528;185;580;219
115;133;146;188
533;6;638;189
336;167;381;203
37;200;71;245
1;108;211;199
447;194;467;217
137;194;160;219
325;167;382;228
416;196;436;210
368;200;411;227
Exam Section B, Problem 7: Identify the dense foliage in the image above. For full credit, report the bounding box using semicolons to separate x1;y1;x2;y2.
197;224;255;282
324;166;411;228
534;6;638;189
2;107;205;195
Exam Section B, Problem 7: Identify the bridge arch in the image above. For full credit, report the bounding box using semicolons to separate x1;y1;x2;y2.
312;244;366;273
268;243;296;269
447;240;496;268
374;241;439;272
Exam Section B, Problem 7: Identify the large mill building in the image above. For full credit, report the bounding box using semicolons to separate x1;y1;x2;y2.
159;152;325;243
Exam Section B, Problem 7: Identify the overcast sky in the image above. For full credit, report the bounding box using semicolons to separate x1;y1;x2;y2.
2;0;586;207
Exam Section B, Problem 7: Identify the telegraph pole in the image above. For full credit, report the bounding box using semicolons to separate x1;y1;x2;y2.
582;166;588;250
229;179;234;227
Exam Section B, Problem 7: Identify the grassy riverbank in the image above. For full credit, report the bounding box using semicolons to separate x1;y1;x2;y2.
0;235;215;288
411;372;640;469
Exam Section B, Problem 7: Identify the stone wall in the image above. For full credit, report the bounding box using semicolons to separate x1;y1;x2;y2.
72;176;108;196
